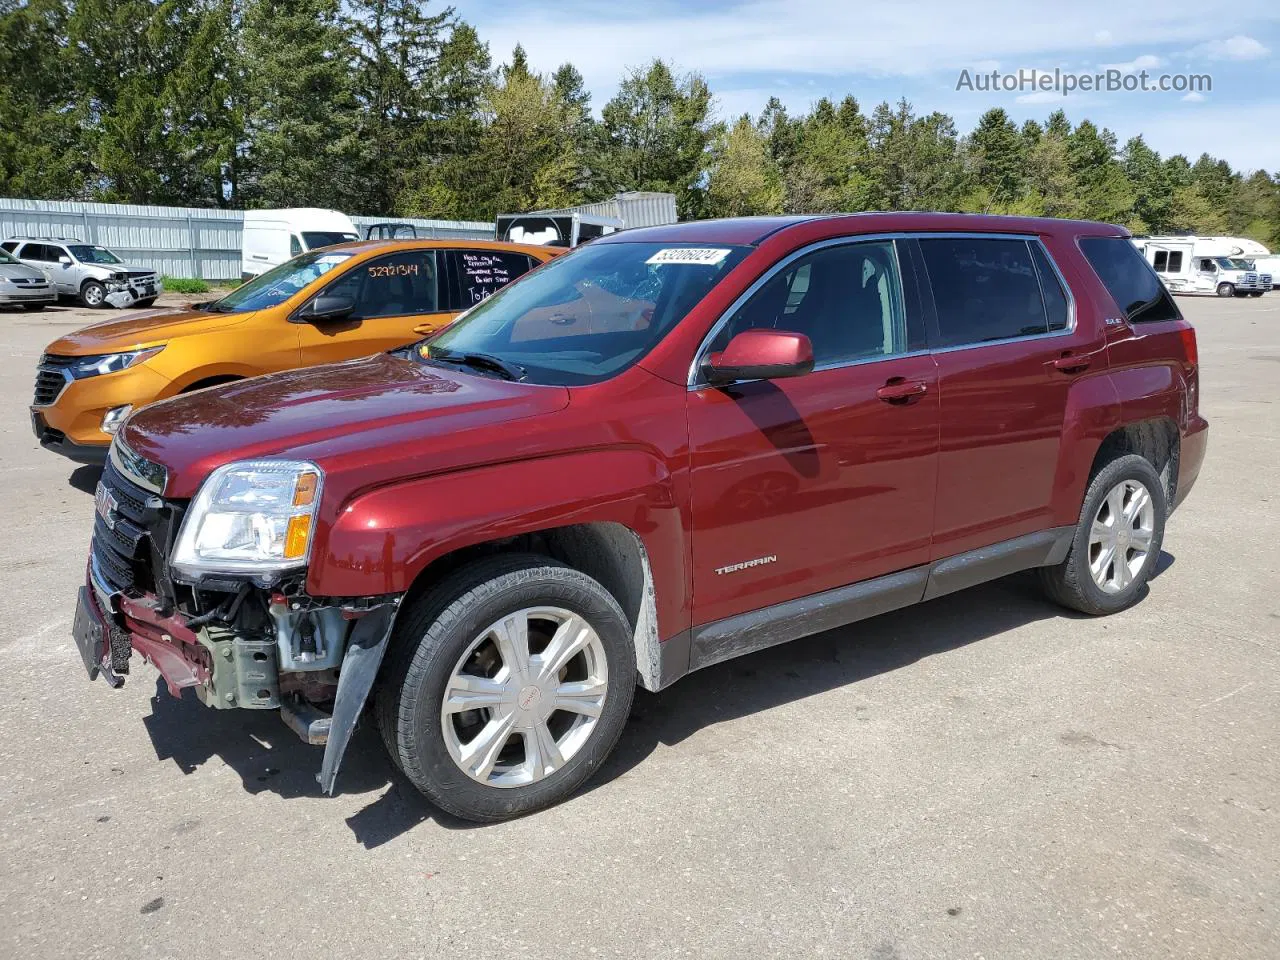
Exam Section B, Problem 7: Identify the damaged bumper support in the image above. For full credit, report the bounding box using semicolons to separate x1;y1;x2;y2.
75;572;399;794
103;275;162;308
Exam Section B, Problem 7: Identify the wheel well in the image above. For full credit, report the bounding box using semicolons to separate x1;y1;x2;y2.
181;375;241;393
1089;418;1179;513
80;277;103;289
403;522;662;690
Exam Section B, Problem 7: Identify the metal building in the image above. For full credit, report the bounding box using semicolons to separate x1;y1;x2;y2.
0;198;492;281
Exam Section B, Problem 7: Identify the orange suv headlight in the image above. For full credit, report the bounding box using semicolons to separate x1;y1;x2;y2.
67;346;165;378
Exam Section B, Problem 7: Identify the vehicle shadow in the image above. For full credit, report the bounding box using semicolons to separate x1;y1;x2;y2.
68;464;103;495
139;555;1175;848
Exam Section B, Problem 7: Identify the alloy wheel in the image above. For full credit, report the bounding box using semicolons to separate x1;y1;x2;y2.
1088;479;1156;594
440;606;609;788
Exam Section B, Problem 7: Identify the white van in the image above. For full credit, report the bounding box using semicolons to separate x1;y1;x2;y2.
1248;255;1280;290
241;208;359;280
1132;235;1271;297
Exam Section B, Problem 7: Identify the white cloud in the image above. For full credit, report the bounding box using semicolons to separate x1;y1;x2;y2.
1015;90;1066;104
1182;91;1206;103
454;0;1280;96
1094;29;1115;45
1190;35;1270;60
1099;54;1164;73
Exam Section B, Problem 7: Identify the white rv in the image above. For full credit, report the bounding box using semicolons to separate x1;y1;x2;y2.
241;208;359;280
1132;235;1271;297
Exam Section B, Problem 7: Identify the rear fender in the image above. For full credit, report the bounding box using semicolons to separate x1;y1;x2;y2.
1049;371;1122;525
308;448;690;652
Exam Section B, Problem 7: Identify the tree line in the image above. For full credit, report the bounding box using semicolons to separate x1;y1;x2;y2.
2;0;1277;245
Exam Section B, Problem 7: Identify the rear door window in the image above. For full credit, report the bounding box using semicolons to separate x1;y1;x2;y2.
918;237;1050;346
1079;237;1181;323
443;249;535;311
709;240;909;366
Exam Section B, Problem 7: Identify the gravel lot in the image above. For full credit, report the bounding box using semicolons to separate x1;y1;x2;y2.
1;294;1277;960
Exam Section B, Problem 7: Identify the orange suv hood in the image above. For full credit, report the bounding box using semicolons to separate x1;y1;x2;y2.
120;353;571;498
45;306;252;355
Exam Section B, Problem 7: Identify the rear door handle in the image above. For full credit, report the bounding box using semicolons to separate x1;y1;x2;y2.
877;378;929;404
1051;354;1092;374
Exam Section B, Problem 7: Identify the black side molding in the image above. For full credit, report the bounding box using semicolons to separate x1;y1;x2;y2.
661;525;1076;686
690;565;930;673
923;526;1073;601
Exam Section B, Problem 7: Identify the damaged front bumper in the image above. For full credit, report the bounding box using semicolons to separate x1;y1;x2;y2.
76;564;399;794
103;276;162;308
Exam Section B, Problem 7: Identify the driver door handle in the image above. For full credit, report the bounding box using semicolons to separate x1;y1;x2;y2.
877;378;929;404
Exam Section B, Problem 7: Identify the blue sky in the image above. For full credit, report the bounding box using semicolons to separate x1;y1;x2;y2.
449;0;1280;172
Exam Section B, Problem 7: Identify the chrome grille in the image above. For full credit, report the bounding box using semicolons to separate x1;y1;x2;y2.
90;459;159;596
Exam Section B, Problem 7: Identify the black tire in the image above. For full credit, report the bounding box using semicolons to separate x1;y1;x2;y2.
375;554;636;822
137;297;157;308
1215;282;1234;298
1039;453;1167;616
1247;291;1263;298
21;303;46;312
80;280;108;308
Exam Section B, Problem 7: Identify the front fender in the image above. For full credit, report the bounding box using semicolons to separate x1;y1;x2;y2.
308;448;690;642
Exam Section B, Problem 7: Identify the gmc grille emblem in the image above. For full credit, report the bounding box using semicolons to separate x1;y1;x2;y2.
95;484;119;530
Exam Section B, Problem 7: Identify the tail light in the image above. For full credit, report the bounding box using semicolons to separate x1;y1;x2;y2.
1179;326;1198;369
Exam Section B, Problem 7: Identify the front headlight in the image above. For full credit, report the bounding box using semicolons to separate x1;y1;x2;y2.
171;460;323;578
68;347;164;378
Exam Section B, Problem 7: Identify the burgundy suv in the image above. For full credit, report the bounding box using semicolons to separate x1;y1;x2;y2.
72;214;1207;821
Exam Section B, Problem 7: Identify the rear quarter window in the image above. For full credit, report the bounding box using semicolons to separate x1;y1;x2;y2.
1079;236;1181;324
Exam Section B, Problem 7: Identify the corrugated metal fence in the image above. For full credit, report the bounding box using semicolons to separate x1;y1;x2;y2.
0;198;492;281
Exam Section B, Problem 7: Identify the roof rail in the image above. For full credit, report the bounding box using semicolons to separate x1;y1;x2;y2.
4;235;82;242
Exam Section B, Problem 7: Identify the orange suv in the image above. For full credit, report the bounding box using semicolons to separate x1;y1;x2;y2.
30;239;558;463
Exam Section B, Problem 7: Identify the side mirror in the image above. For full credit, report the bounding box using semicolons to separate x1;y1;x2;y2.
58;256;72;265
300;295;356;322
703;329;815;385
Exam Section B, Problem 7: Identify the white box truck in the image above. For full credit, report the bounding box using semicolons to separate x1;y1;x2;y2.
241;208;359;280
1132;235;1271;297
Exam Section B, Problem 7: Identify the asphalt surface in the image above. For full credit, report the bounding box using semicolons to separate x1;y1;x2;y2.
1;294;1277;960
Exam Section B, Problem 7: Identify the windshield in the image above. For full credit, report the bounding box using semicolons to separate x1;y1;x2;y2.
423;242;751;385
302;231;358;250
67;245;123;264
0;249;19;265
206;251;353;313
1215;257;1252;270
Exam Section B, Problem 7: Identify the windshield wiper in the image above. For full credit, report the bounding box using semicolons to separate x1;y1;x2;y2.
427;347;526;382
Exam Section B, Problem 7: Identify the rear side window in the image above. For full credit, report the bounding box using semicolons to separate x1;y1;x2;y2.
445;249;534;311
1079;237;1180;323
919;237;1050;346
1;241;17;254
1028;242;1070;332
710;240;909;366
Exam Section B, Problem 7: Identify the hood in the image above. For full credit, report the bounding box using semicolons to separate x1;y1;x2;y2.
0;261;48;282
120;353;570;497
44;307;252;355
81;259;155;275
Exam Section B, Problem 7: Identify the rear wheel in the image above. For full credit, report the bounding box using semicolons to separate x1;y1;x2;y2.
375;555;635;822
1039;454;1167;616
80;280;107;308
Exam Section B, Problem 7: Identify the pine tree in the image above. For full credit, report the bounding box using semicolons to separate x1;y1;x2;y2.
965;108;1024;211
240;0;361;209
599;60;717;219
345;0;453;214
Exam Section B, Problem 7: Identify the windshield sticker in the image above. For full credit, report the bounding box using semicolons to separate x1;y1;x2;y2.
317;254;349;265
645;248;732;266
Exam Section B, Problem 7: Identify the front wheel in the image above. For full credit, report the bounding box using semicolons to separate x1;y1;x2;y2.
80;280;108;308
375;555;635;822
1215;282;1234;298
1039;454;1167;616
